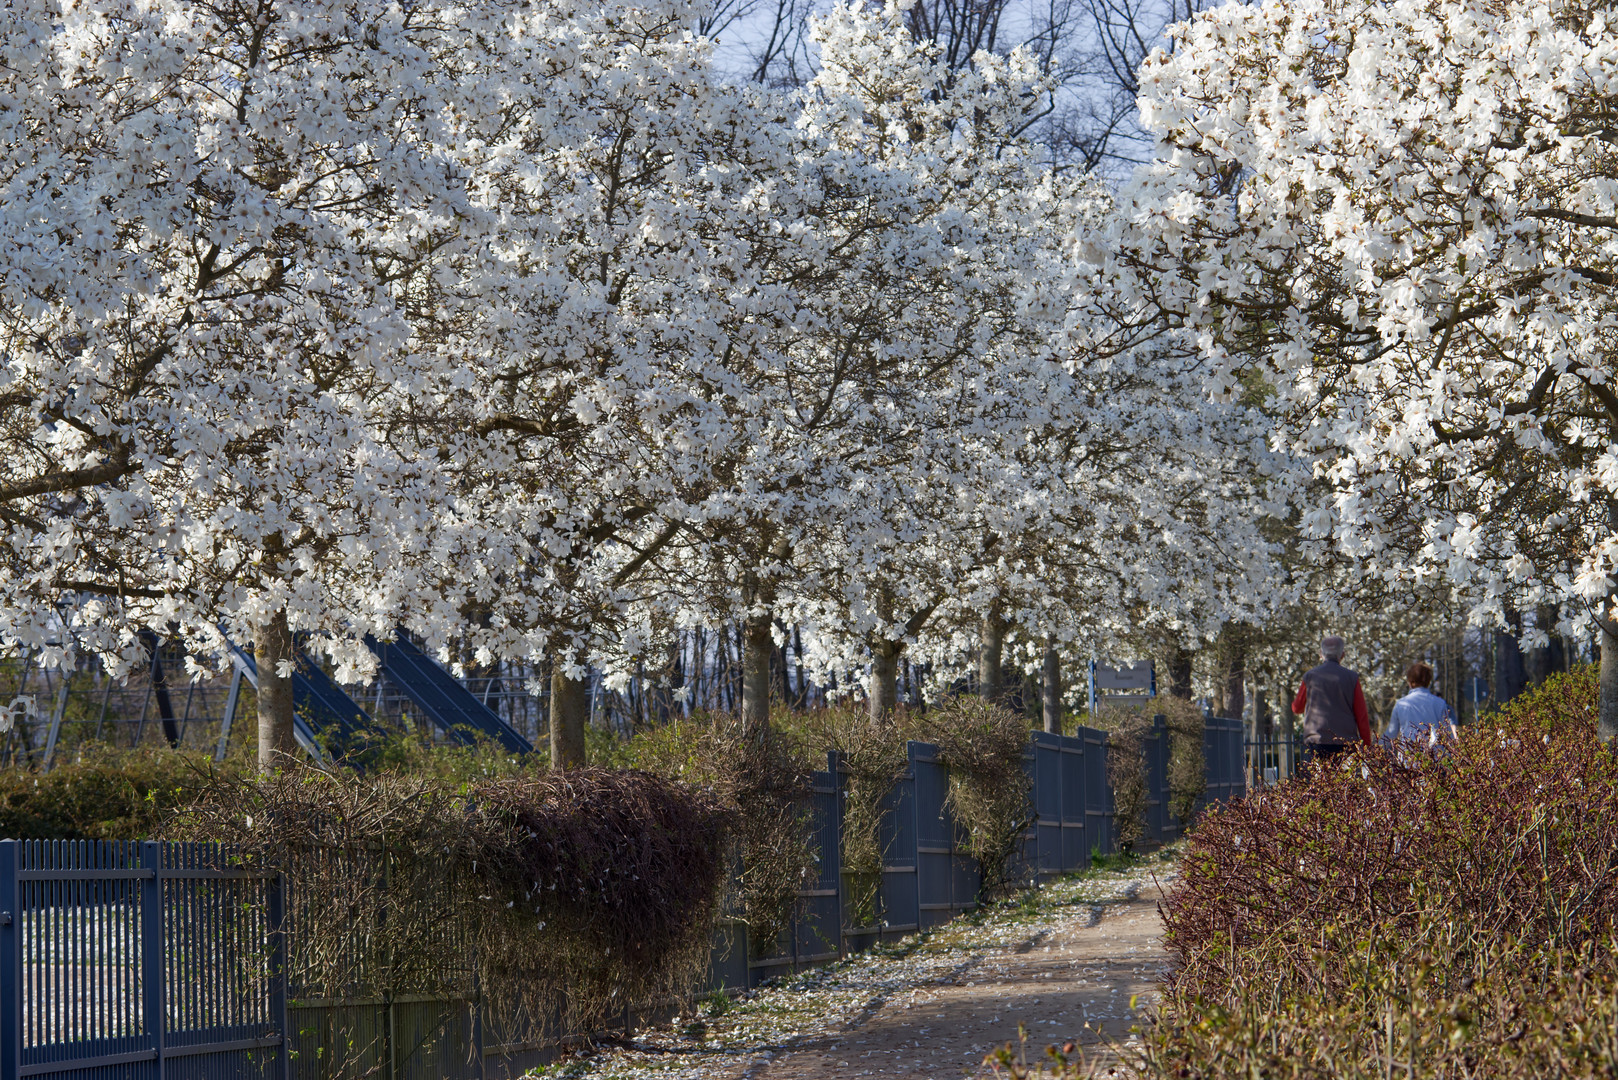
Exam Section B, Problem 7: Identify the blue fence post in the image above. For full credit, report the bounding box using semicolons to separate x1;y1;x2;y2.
0;840;19;1080
140;841;165;1080
269;870;291;1080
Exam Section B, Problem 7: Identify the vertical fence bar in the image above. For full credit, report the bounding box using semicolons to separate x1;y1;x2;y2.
471;965;486;1080
1;841;18;1080
140;842;165;1080
270;870;290;1080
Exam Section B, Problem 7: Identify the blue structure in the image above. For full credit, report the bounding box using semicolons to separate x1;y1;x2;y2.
364;632;533;755
224;639;384;762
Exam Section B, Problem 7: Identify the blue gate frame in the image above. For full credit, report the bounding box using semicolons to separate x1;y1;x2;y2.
0;841;288;1080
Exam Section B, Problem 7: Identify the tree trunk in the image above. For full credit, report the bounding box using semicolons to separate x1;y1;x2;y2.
1602;614;1618;743
979;608;1006;704
1525;605;1564;687
869;641;901;721
771;623;791;708
1277;684;1296;742
1042;641;1061;734
1224;647;1245;721
254;609;297;771
741;609;773;742
791;626;807;706
1494;608;1527;707
1168;644;1193;701
1602;500;1618;742
549;662;589;769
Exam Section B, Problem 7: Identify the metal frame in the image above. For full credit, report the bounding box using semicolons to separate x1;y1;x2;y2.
0;840;288;1080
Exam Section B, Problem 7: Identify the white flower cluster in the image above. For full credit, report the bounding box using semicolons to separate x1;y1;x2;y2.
1117;0;1618;641
0;0;1295;691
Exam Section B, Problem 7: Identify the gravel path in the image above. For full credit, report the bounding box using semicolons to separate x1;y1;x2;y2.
536;853;1174;1080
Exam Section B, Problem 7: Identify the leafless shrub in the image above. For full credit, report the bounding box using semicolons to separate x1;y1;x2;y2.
173;764;731;1039
914;697;1032;899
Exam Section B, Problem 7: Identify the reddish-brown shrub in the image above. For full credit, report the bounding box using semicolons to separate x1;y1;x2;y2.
1164;719;1618;1000
1136;664;1618;1078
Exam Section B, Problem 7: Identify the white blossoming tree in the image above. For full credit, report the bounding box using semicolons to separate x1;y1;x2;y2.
1118;0;1618;733
0;0;540;765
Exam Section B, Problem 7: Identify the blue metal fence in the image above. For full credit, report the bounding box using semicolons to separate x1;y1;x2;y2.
3;720;1250;1080
1202;716;1247;806
1026;727;1113;878
0;841;287;1080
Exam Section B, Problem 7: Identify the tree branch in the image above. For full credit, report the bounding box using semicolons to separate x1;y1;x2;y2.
1;456;136;502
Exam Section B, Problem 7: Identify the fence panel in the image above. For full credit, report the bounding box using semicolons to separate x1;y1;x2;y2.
1201;717;1246;808
908;743;978;929
723;757;845;988
1028;733;1062;879
1247;732;1303;788
1151;716;1184;847
1079;727;1114;856
1142;721;1167;847
795;761;842;967
0;840;286;1080
874;758;918;944
1056;734;1087;872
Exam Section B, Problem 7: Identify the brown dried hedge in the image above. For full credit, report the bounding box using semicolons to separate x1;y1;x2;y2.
173;764;731;1039
596;713;817;958
911;697;1033;899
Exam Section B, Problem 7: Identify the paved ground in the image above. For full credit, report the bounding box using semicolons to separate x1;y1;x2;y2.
538;855;1174;1080
740;886;1164;1079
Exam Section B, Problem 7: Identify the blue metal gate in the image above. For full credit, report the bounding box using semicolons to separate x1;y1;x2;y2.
0;841;288;1080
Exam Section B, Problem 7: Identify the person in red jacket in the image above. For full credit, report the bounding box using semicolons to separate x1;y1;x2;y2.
1291;635;1373;772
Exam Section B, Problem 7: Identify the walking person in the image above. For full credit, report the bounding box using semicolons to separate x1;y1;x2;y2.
1387;661;1458;750
1290;635;1373;772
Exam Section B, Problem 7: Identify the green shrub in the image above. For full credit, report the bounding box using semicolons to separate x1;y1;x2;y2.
0;747;227;840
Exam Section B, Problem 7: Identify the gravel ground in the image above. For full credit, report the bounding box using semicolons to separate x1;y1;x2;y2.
530;851;1175;1080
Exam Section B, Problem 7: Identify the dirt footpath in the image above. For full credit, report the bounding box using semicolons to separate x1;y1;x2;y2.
741;887;1165;1080
551;860;1174;1080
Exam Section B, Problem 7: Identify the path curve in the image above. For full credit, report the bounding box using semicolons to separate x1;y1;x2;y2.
552;859;1175;1080
740;887;1165;1079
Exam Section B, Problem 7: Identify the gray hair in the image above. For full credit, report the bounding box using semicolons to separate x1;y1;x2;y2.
1321;635;1346;661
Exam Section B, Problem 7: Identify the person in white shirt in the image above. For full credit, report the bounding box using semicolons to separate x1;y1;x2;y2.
1387;662;1458;747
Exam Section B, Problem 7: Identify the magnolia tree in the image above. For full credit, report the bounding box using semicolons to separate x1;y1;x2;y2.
380;0;784;766
1113;0;1618;733
0;0;1319;768
387;0;1047;754
777;195;1302;724
0;0;540;764
420;0;1130;747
